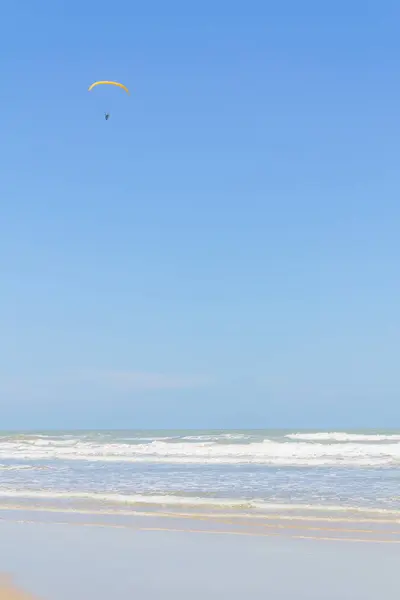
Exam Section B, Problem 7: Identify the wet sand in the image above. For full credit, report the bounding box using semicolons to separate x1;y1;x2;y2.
0;508;399;599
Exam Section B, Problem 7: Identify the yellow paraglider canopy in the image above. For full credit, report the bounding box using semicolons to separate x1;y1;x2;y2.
88;81;130;94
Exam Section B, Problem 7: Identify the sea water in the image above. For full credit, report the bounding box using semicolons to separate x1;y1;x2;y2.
0;429;399;517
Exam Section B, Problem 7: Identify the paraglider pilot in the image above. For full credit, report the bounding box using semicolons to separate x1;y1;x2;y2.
105;113;110;120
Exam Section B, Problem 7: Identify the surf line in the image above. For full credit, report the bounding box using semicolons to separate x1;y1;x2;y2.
2;517;399;545
140;525;400;544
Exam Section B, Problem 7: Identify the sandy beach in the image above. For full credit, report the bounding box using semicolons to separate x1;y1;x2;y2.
0;507;399;600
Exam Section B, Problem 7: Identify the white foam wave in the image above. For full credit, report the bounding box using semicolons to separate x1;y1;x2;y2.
286;432;400;442
181;435;221;441
0;489;399;518
0;436;399;466
182;433;248;442
0;489;249;507
0;464;43;472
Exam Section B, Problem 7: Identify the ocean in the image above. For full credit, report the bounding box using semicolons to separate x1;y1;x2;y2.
0;429;399;518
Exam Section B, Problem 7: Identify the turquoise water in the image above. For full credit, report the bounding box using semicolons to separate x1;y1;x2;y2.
0;429;399;515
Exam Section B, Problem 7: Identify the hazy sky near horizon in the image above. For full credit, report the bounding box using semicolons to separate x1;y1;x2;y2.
1;0;400;429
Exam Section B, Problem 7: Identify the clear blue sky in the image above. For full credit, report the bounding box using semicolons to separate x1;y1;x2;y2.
1;0;400;429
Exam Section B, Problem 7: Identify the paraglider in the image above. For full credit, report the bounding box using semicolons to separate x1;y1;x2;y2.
88;81;130;120
88;81;130;94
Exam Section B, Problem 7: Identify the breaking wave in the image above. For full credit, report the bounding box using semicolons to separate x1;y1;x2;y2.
0;431;399;467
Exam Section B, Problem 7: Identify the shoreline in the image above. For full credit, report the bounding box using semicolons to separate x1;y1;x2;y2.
0;498;399;523
1;504;399;545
